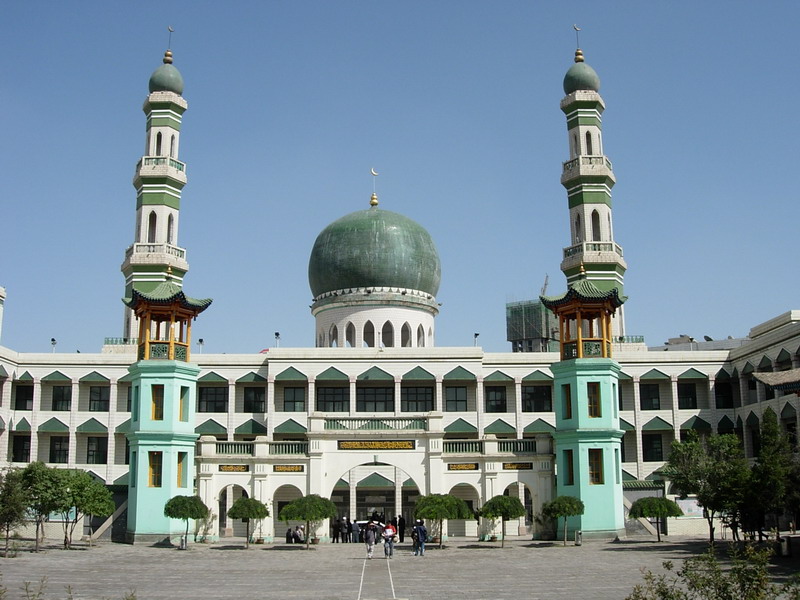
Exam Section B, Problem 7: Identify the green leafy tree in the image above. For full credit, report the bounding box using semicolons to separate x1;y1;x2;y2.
226;497;269;549
57;470;115;549
21;462;68;552
0;469;29;557
413;493;473;549
667;432;750;545
751;408;792;536
628;496;683;542
541;495;584;546
164;495;209;546
480;495;526;548
278;494;337;549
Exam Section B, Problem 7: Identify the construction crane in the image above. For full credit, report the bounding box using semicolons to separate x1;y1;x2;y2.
540;274;549;297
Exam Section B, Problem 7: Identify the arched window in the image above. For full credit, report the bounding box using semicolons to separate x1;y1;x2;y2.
167;214;174;244
573;134;578;158
155;132;163;156
417;325;425;348
363;321;375;348
591;210;601;241
575;214;582;242
147;211;157;243
585;131;593;155
329;325;338;348
169;135;176;158
608;214;613;240
428;327;433;346
381;321;394;348
346;323;356;348
401;323;412;347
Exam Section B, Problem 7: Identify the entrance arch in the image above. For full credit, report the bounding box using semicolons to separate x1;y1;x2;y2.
273;484;303;539
217;484;249;538
448;483;480;537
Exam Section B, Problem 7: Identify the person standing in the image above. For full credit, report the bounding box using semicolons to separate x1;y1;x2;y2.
332;519;340;543
398;515;406;543
382;520;397;559
341;517;349;543
413;519;427;556
364;521;378;559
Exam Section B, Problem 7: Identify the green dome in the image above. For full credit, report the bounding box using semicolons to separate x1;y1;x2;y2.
149;51;184;95
309;205;441;299
563;52;600;95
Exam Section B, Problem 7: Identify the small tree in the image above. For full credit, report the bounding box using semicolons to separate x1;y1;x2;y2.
751;408;792;536
57;470;115;549
164;495;209;547
0;469;29;557
413;493;473;549
21;462;68;552
541;495;584;546
480;495;526;548
227;497;269;549
628;496;683;542
278;494;337;549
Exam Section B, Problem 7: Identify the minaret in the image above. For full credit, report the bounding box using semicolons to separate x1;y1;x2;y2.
120;49;190;340
541;270;626;539
559;48;627;337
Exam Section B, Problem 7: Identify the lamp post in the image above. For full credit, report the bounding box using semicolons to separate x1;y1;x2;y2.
274;332;280;348
473;332;480;347
197;338;204;354
51;338;57;353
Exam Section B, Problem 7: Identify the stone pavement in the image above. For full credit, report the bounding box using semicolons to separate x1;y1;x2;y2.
0;535;727;599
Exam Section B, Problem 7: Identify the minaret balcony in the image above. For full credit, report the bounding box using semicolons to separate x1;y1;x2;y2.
561;241;627;273
133;156;187;186
561;155;615;186
125;243;186;261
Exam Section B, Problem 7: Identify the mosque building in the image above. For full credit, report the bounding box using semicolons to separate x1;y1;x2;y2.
1;46;799;544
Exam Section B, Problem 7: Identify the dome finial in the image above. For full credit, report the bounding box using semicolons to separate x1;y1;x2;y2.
163;50;173;65
370;167;380;207
370;193;379;207
574;48;584;63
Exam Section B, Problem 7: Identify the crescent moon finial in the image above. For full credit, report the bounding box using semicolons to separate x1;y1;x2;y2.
371;168;379;176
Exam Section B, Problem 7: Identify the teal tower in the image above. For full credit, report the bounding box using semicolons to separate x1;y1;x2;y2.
121;49;190;341
123;278;211;544
560;48;627;338
541;276;626;539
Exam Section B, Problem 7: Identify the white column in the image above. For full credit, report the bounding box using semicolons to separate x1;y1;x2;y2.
632;376;643;478
266;378;275;441
670;376;680;442
226;382;236;441
514;379;523;439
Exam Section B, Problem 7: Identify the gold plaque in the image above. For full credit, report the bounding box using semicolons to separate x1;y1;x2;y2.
337;440;415;450
273;465;304;472
448;463;479;471
219;464;249;472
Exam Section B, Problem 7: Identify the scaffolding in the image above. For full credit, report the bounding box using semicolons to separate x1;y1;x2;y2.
505;299;559;352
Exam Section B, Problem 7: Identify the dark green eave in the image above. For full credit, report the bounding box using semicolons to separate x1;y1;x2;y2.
540;278;626;310
118;372;135;383
781;403;797;419
402;366;435;381
618;371;632;381
275;367;308;382
274;419;307;434
235;419;268;435
16;371;33;382
38;417;69;433
123;280;212;314
0;365;8;378
523;418;556;434
113;472;129;486
622;470;636;482
42;370;70;382
718;415;735;432
620;418;635;431
680;416;711;431
316;367;348;381
76;418;108;433
198;371;226;383
358;366;393;381
640;369;669;380
484;370;513;382
358;472;393;488
334;478;349;489
80;371;110;383
522;370;553;382
443;366;476;381
642;417;673;431
484;419;515;434
746;412;760;427
0;416;5;430
444;418;478;434
14;418;31;432
678;368;707;380
195;419;227;435
236;372;266;383
115;419;130;433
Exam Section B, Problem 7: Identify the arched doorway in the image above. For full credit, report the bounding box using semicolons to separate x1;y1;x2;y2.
273;484;303;539
448;483;479;537
218;484;250;538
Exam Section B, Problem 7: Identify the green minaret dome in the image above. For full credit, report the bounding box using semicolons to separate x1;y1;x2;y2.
308;201;441;299
149;50;184;95
563;49;600;95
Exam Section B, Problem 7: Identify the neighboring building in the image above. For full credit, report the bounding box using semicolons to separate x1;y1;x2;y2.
0;46;798;544
505;299;558;353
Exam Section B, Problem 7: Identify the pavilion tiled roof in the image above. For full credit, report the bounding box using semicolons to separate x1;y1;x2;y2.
123;281;212;313
753;368;800;392
540;277;626;310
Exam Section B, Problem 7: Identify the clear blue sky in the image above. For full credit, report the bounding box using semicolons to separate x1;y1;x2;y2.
1;1;797;354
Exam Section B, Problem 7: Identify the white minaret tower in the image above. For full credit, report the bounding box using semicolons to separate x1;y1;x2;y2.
120;49;190;340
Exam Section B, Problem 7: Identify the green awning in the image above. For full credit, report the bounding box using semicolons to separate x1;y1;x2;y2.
316;367;348;381
715;368;731;380
758;356;773;369
484;419;515;434
118;372;135;383
617;371;632;381
622;470;637;481
16;371;33;382
358;366;393;381
640;369;669;381
79;371;110;383
642;416;673;431
484;370;513;382
0;416;5;431
742;362;754;375
444;418;478;434
76;418;108;434
358;473;394;488
620;418;635;431
678;368;707;380
403;478;418;488
781;403;797;420
746;412;760;428
198;371;227;383
115;419;130;433
38;417;69;433
113;472;129;486
334;478;349;489
275;367;308;382
235;419;269;435
14;418;31;432
718;415;735;433
42;370;70;382
522;370;553;382
777;349;792;363
443;366;476;381
0;365;8;378
195;419;227;435
236;371;266;383
680;416;711;431
274;419;307;434
402;366;435;381
523;418;555;434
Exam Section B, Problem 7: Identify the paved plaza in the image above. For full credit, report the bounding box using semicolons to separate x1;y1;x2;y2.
0;535;797;599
